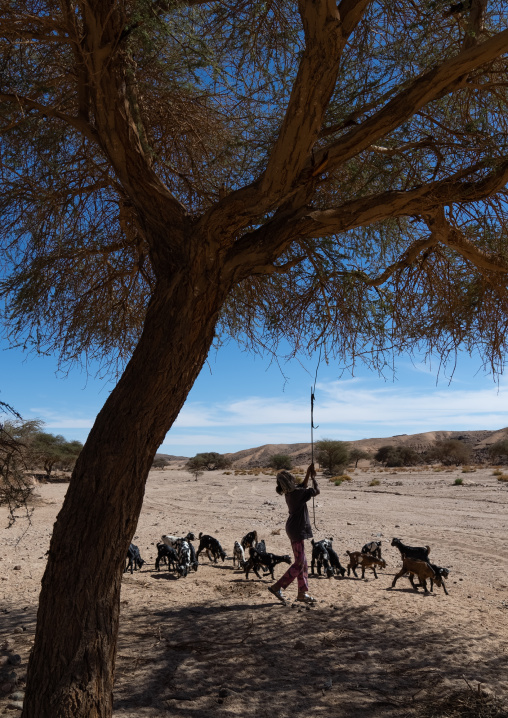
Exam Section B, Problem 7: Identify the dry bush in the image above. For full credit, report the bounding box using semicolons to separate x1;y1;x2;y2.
492;469;503;476
369;479;381;486
497;474;508;482
328;474;352;483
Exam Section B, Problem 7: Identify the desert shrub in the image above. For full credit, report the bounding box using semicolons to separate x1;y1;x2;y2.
454;477;464;485
493;469;503;476
333;479;342;486
369;479;380;486
375;445;422;467
497;474;508;482
428;439;472;466
269;454;293;471
151;456;170;469
328;474;351;483
316;439;349;474
488;440;508;462
461;466;475;473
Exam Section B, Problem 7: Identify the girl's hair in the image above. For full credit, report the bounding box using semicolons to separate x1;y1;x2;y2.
276;470;297;495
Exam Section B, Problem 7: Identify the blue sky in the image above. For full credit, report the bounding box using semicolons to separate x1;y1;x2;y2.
1;340;507;457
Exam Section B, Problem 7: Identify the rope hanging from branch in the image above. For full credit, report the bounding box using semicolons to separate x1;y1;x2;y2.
310;346;322;530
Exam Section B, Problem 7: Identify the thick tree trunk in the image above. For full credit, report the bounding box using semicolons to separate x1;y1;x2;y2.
22;260;229;718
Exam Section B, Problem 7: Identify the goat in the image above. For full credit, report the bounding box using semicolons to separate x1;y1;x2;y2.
311;539;334;578
161;532;195;549
391;537;430;561
254;539;266;554
361;540;382;559
323;539;346;577
196;533;227;563
241;530;258;550
392;557;447;594
346;551;386;579
125;543;145;574
233;541;245;568
244;547;291;580
187;539;198;572
155;543;178;571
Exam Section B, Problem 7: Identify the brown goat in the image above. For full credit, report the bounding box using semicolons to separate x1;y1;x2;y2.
346;551;387;579
391;557;448;595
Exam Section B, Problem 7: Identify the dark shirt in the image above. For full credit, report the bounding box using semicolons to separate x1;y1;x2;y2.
285;486;318;542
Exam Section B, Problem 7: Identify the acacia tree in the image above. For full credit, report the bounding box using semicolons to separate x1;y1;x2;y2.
1;1;508;716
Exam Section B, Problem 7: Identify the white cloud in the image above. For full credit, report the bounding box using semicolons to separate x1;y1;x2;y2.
29;408;95;430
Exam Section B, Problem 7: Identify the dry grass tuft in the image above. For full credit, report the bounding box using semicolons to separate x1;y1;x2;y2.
497;474;508;482
369;479;381;486
328;474;352;483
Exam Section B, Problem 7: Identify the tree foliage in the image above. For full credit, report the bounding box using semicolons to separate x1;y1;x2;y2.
269;454;293;470
185;452;232;472
374;444;422;467
0;406;38;526
316;439;350;474
2;2;508;376
428;439;473;465
31;433;83;479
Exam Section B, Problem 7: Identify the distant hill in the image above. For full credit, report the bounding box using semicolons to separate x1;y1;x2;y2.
224;428;508;467
153;452;188;462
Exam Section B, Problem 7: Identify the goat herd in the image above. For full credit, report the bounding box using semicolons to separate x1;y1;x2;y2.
125;531;450;597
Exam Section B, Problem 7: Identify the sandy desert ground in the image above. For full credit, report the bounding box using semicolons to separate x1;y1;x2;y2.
1;464;508;717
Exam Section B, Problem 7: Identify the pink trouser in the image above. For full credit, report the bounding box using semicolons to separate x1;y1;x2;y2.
272;540;308;593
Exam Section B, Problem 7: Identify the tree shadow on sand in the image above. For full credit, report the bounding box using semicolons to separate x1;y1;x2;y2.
113;588;508;718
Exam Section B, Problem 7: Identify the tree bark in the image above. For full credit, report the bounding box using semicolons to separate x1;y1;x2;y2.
22;253;229;718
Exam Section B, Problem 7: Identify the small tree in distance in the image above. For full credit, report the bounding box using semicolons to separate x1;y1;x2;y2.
185;452;232;474
316;439;349;475
269;454;293;471
349;448;371;468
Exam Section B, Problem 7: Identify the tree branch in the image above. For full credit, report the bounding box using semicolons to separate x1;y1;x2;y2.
297;158;508;237
312;28;508;175
258;0;371;201
196;0;371;241
0;92;99;145
426;209;508;275
364;236;440;287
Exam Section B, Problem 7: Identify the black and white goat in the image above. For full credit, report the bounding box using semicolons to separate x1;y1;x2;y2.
361;540;382;559
125;543;145;574
244;547;291;580
311;539;334;578
233;541;246;568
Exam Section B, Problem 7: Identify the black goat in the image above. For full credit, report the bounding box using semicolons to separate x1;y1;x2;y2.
244;547;291;580
241;530;258;550
323;539;346;576
196;533;226;563
310;539;334;578
391;537;430;561
125;543;145;574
